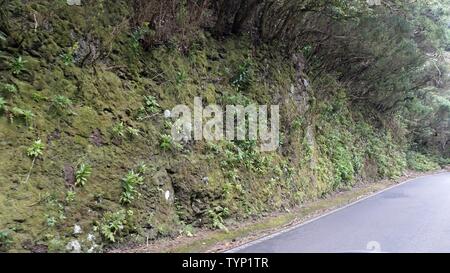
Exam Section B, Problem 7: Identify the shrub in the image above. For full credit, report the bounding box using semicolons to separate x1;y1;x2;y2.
407;151;439;172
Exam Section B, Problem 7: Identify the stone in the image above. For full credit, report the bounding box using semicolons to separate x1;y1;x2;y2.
73;224;82;235
164;190;171;201
66;240;81;253
303;79;309;87
67;0;81;5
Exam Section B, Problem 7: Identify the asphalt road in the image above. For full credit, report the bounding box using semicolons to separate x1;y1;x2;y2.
233;172;450;253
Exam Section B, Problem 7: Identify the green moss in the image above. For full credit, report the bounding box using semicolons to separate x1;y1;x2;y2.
0;0;432;253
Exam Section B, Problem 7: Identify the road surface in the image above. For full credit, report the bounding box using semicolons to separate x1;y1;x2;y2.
232;172;450;253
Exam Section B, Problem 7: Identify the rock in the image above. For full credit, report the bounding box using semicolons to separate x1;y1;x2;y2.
66;240;81;253
67;0;81;5
63;165;75;188
164;109;171;118
73;224;82;235
202;177;209;184
164;190;171;201
303;79;309;87
87;234;95;242
90;128;104;147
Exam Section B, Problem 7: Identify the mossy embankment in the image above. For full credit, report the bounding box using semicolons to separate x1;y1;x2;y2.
0;1;444;252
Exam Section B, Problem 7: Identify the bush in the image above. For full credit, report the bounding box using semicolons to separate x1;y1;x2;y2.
407;151;440;172
97;210;134;243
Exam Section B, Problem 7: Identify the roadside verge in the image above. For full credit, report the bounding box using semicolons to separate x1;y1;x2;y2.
114;168;449;253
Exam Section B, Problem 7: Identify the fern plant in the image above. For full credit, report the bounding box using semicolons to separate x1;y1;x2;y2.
10;107;34;127
25;139;44;183
51;95;73;114
96;210;134;243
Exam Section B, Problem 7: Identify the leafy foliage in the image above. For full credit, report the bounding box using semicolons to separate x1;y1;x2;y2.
10;56;27;75
75;163;92;187
0;230;13;251
120;170;144;205
27;139;44;158
97;210;134;243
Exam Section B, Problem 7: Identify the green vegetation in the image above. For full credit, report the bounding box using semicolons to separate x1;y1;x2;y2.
10;56;27;75
120;170;144;205
25;139;45;184
1;83;17;96
0;0;448;252
60;43;79;66
0;97;5;112
51;95;73;114
65;190;76;203
96;210;134;243
75;163;92;187
10;107;34;127
407;152;440;172
0;229;13;251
